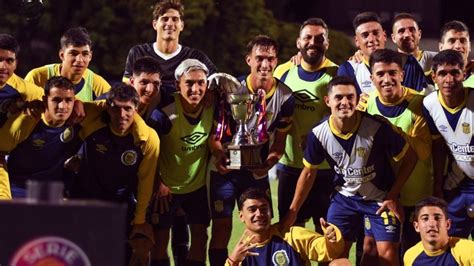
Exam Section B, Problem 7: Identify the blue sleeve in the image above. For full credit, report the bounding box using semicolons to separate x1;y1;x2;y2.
275;95;295;130
422;104;440;135
376;120;408;159
148;109;172;136
303;131;326;166
337;62;362;95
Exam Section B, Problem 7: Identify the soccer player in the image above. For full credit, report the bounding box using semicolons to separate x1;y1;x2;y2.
25;27;110;101
123;0;216;95
147;59;212;266
208;35;295;266
362;48;433;254
282;76;418;266
423;49;474;238
0;34;43;128
123;2;216;259
338;12;429;95
0;77;85;199
391;13;437;73
403;197;474;265
337;12;387;94
273;18;337;232
70;83;159;264
438;20;474;87
226;188;346;266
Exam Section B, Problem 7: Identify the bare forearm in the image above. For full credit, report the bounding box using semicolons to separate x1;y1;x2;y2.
289;167;317;212
387;147;417;199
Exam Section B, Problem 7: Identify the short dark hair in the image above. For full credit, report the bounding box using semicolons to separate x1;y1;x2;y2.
152;0;184;21
369;49;403;69
353;12;381;32
440;20;470;42
300;17;328;37
106;83;140;108
327;76;358;96
238;188;271;211
44;76;75;96
132;56;162;76
414;197;449;220
431;49;465;73
392;13;419;32
0;34;20;55
60;27;92;49
246;35;279;56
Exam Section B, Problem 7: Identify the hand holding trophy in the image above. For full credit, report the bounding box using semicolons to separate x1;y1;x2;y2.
209;73;265;169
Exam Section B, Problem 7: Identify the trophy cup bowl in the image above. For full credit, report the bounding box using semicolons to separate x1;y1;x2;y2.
226;93;263;169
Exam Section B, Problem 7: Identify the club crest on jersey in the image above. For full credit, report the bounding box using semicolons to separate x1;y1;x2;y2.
214;200;224;213
462;123;470;134
60;127;75;143
9;236;91;266
121;150;137;166
356;147;366;158
272;249;289;266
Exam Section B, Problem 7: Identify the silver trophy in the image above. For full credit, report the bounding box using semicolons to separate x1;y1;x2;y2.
208;73;263;169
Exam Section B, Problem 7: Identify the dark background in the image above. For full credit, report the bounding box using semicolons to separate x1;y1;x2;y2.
1;0;473;82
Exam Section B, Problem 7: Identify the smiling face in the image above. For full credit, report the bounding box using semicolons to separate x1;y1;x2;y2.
325;84;358;120
153;8;184;42
107;99;137;134
355;22;387;59
0;48;16;86
371;61;404;103
414;206;451;248
246;45;277;88
130;72;161;106
239;198;271;233
177;69;207;109
392;18;421;55
43;87;75;126
297;24;329;66
59;44;92;80
439;30;471;63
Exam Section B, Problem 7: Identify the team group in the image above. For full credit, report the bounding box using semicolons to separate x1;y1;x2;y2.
0;0;473;265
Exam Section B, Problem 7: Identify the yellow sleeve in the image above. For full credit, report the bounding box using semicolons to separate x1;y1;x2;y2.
8;74;44;101
91;72;111;97
78;102;108;140
0;164;11;199
24;65;49;88
403;241;424;266
284;225;344;262
273;61;293;79
122;76;131;84
133;126;160;224
0;113;38;199
0;113;37;152
451;238;474;265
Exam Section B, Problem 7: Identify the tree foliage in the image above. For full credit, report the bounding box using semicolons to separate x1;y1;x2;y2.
0;0;354;80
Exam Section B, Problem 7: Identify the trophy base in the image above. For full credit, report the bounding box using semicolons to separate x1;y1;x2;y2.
227;143;263;170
